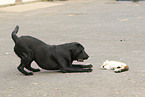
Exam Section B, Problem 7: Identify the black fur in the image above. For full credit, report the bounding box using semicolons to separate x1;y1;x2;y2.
11;26;93;75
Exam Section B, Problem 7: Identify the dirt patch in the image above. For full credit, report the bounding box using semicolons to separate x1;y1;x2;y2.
0;2;64;12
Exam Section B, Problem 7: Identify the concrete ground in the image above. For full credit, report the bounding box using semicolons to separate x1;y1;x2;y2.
0;0;145;97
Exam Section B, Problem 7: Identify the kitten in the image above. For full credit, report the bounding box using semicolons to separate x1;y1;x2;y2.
101;60;129;73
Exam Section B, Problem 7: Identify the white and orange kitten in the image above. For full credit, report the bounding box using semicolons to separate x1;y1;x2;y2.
101;60;129;73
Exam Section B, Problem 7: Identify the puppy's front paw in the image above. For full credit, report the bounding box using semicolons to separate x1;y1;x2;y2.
84;64;93;68
86;68;93;72
88;64;93;68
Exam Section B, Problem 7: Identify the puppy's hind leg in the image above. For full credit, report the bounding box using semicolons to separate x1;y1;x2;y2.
25;63;40;72
18;59;40;75
17;63;33;75
19;54;40;75
16;48;40;75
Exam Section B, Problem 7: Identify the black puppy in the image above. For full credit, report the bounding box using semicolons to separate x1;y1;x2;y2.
11;26;93;75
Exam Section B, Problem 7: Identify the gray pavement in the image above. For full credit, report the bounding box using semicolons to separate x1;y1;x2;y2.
0;0;145;97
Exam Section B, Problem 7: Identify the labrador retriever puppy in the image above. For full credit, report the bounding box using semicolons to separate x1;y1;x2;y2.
11;26;93;75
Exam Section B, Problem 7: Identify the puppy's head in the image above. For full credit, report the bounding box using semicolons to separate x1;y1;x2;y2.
70;42;89;62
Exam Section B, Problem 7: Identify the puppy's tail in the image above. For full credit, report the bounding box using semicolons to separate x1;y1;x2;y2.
11;25;19;43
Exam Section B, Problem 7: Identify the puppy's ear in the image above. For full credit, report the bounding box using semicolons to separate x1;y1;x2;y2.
73;42;84;49
70;42;79;49
76;43;82;47
72;42;80;46
70;42;80;52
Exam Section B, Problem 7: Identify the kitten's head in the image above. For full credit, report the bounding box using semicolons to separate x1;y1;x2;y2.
101;60;112;70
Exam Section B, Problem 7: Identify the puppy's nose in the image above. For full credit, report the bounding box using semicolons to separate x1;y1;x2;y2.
84;52;89;59
85;54;89;59
84;55;89;59
87;55;89;59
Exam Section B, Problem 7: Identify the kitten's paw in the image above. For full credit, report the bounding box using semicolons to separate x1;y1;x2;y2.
114;69;121;73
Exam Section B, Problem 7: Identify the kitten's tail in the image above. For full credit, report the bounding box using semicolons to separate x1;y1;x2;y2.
122;66;129;71
11;25;19;43
114;66;129;73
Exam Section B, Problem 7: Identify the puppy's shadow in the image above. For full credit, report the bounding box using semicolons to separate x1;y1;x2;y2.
39;69;61;74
